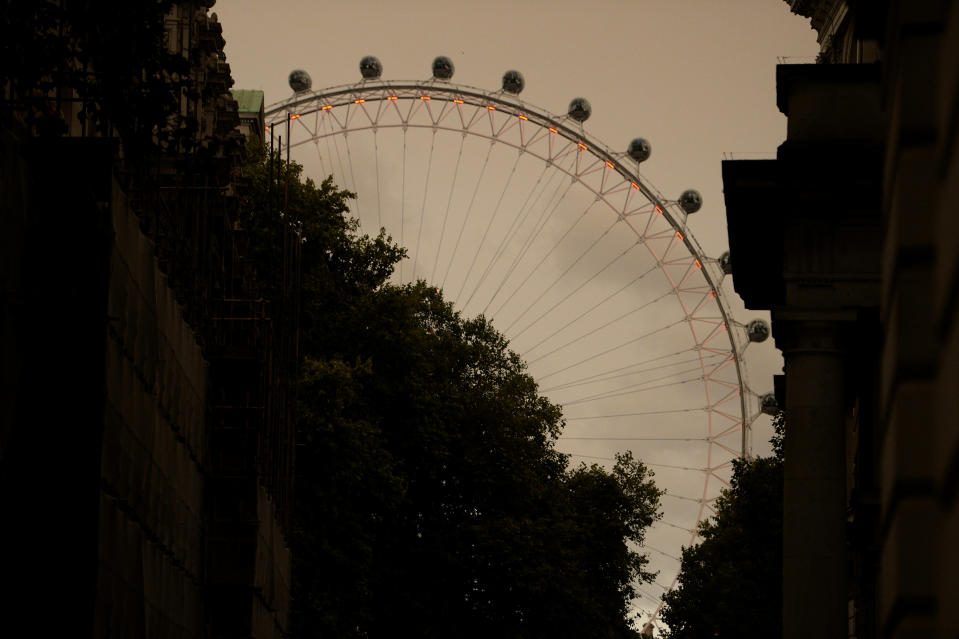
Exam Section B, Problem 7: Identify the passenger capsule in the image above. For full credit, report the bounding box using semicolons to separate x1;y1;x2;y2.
719;251;732;275
679;189;702;214
502;70;525;94
568;97;592;122
760;392;780;416
627;138;651;163
359;56;383;80
747;319;770;343
432;56;454;80
288;69;312;93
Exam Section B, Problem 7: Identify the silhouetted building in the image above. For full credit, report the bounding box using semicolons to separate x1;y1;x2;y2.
723;1;958;638
1;3;293;637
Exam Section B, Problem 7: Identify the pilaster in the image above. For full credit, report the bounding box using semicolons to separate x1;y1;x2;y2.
774;319;849;639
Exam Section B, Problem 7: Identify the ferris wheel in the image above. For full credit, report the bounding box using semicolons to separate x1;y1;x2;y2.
267;56;777;630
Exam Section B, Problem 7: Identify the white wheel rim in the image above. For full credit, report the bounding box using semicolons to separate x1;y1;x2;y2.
267;78;758;628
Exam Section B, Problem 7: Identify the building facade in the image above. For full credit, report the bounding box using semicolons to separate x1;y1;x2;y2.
723;1;958;637
1;3;293;637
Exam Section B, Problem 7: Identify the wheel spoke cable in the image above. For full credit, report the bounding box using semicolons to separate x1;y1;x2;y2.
519;261;661;354
482;167;576;316
440;139;495;290
498;215;617;332
412;129;438;278
453;149;524;305
430;133;466;282
461;156;552;309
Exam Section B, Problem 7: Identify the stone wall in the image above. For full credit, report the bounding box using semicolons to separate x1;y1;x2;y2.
878;2;959;637
1;2;293;637
95;181;208;638
722;2;959;637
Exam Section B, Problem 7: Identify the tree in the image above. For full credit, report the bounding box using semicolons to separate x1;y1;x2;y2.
294;282;664;638
659;415;784;638
240;143;665;638
1;0;193;152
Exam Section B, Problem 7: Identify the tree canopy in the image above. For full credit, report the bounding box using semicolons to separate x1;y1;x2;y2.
658;415;784;638
240;141;665;638
1;0;193;151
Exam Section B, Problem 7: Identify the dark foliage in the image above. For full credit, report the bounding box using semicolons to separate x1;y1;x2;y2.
1;0;195;155
659;415;784;638
240;144;665;638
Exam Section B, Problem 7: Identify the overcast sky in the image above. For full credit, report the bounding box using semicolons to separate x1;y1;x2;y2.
214;0;819;629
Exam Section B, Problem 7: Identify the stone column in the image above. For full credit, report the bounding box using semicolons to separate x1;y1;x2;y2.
776;319;848;639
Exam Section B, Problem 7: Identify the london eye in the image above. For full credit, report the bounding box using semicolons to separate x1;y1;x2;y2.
267;57;775;629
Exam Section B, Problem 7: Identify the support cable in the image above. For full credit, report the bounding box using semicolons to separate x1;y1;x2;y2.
440;140;495;290
509;240;637;341
312;140;327;181
461;159;555;309
412;129;438;279
542;350;726;393
453;149;524;305
489;172;579;310
328;126;348;198
530;300;681;370
373;129;382;229
492;197;600;327
474;155;572;306
430;133;466;283
500;215;619;334
400;130;407;281
481;170;575;316
660;520;696;534
644;545;680;562
344;132;360;218
562;406;701;420
560;373;707;407
562;436;708;442
564;454;709;474
520;261;660;354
